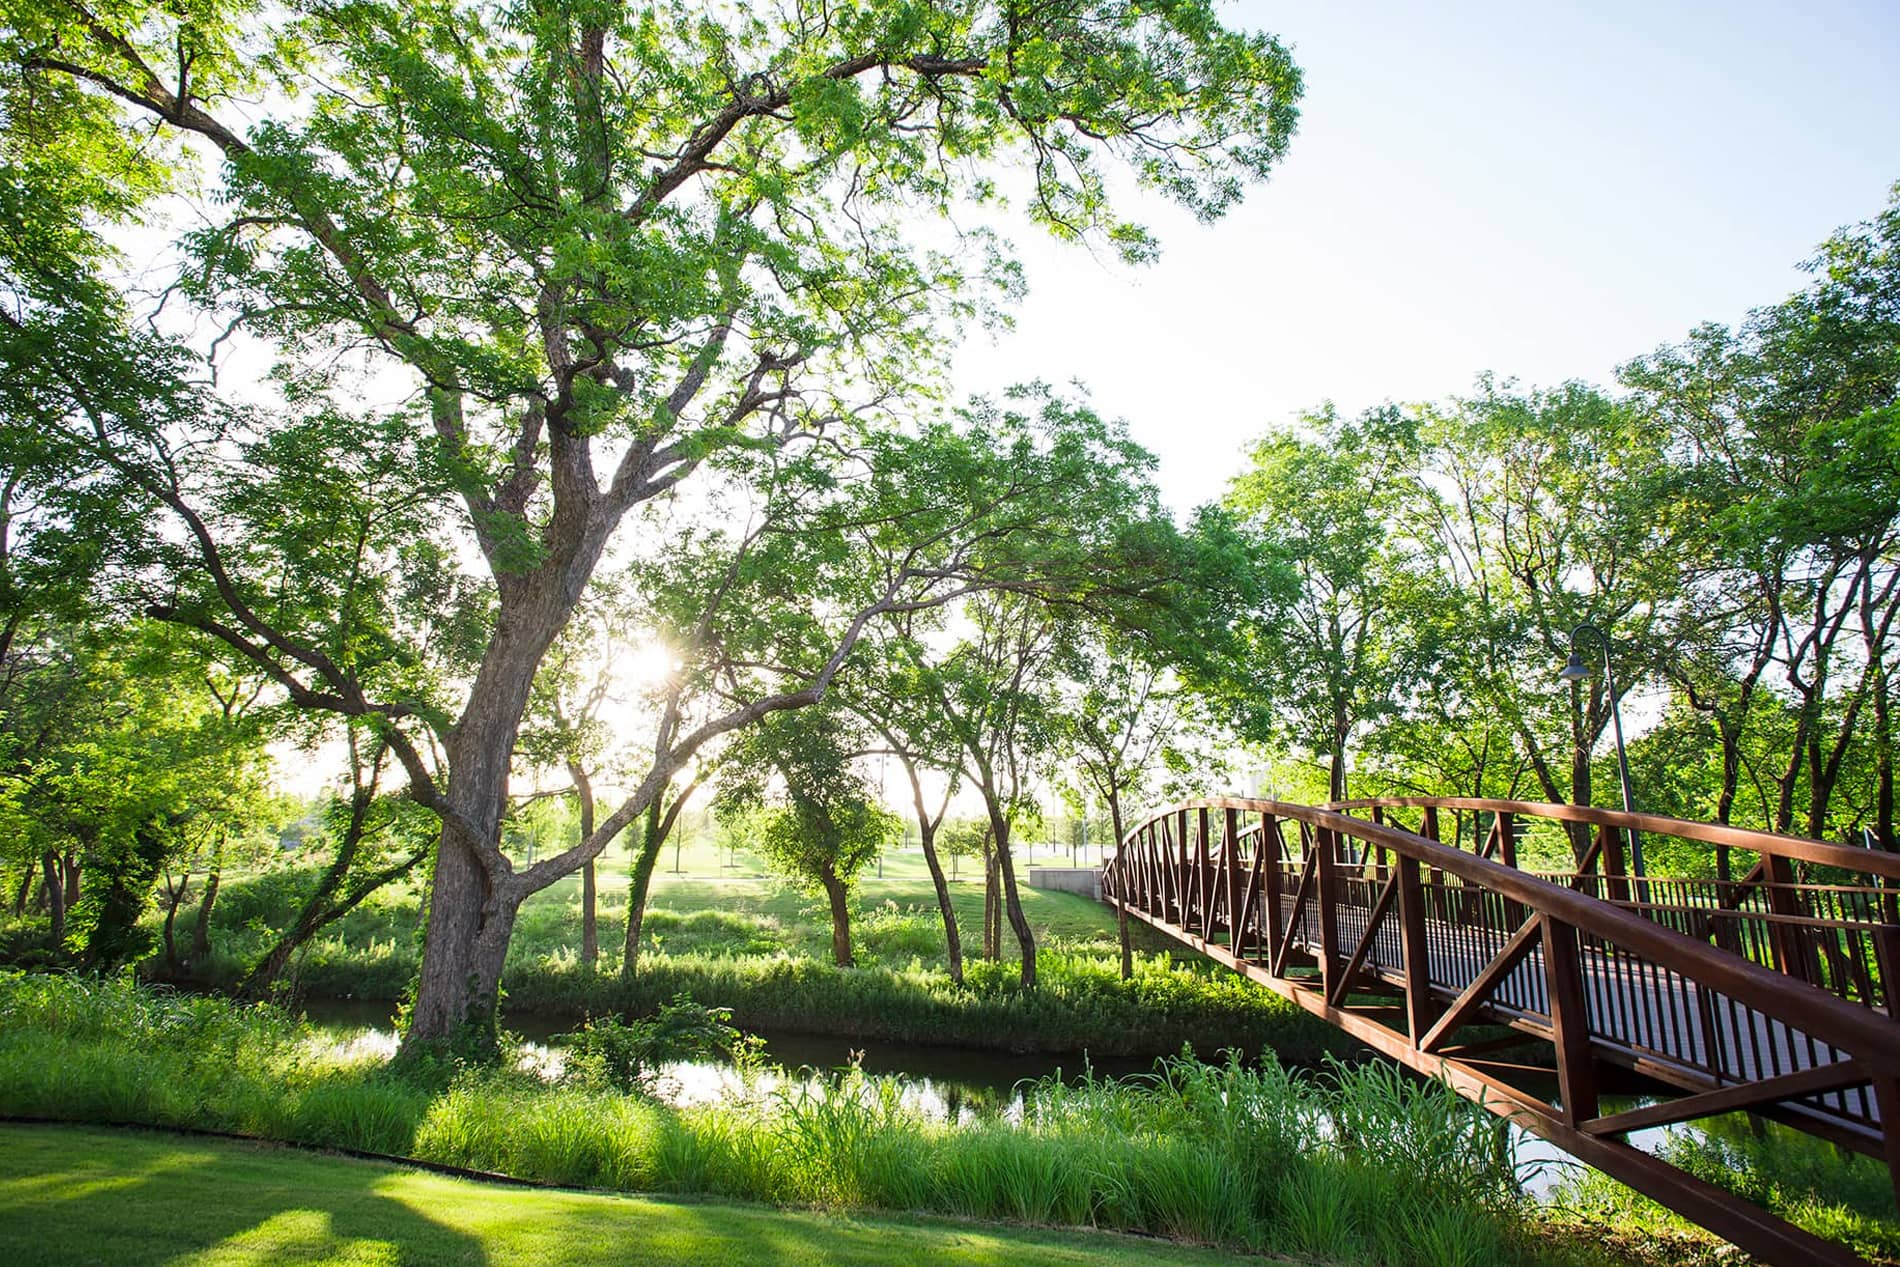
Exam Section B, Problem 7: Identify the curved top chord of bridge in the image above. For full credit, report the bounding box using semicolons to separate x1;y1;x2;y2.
1100;797;1900;1267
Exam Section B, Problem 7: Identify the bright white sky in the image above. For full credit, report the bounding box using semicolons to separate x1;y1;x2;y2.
953;0;1900;515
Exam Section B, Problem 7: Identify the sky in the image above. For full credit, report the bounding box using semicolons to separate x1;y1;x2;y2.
952;0;1900;514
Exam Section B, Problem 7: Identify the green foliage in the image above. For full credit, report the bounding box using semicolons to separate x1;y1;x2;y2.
0;621;277;969
1554;1111;1900;1265
564;993;757;1093
0;973;1607;1265
3;0;1310;1042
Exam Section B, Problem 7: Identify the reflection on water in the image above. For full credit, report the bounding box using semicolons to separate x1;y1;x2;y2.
297;997;1158;1125
294;997;1730;1201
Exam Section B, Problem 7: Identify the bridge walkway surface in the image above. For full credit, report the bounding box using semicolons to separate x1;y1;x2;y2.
1101;797;1900;1267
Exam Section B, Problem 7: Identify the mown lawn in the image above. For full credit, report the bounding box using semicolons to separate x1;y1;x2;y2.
176;843;1183;989
0;1123;1285;1267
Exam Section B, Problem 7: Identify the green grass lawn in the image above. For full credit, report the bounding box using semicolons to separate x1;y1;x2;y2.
9;838;1339;1063
0;1123;1284;1267
176;842;1181;988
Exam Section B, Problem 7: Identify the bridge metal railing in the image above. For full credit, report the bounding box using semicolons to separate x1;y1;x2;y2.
1101;797;1900;1267
1335;797;1900;1018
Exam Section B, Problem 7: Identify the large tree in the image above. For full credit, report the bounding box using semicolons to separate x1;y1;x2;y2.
1224;405;1433;802
5;0;1303;1046
1624;188;1900;844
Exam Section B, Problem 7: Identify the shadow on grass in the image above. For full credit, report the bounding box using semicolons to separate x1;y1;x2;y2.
3;1122;1244;1267
0;1123;489;1266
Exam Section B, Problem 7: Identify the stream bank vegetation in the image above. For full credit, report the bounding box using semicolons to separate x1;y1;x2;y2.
11;973;1899;1265
32;858;1348;1062
0;973;1567;1266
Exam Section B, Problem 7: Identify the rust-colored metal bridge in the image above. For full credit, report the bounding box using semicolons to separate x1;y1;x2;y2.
1100;797;1900;1267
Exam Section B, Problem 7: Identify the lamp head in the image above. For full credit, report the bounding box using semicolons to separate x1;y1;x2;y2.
1558;651;1592;683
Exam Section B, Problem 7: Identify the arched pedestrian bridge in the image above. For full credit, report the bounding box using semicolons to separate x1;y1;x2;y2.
1101;797;1900;1267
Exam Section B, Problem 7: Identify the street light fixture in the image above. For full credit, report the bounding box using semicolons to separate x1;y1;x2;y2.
1559;622;1647;898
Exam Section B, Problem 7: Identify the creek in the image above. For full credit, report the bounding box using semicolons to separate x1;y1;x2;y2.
299;995;1162;1124
297;995;1700;1197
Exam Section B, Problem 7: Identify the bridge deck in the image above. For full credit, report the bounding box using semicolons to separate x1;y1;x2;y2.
1103;797;1900;1267
1325;897;1881;1127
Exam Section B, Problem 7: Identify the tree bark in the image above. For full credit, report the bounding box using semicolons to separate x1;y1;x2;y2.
410;825;519;1051
982;839;999;960
191;853;221;966
160;874;191;976
1876;663;1895;849
988;805;1037;987
623;806;664;975
1567;680;1597;864
569;761;599;968
39;851;63;942
821;867;853;967
918;817;962;984
1328;715;1348;804
895;754;962;984
622;781;697;977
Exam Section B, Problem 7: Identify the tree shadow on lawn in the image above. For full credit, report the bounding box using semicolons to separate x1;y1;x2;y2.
1;1123;1246;1267
0;1123;490;1266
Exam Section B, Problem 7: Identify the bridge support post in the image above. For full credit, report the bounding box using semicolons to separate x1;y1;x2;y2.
1117;899;1133;980
1261;815;1283;962
1874;1077;1900;1208
1543;915;1599;1124
1397;854;1437;1043
1316;826;1342;1000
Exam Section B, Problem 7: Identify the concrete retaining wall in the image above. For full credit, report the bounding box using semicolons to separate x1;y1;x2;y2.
1027;866;1101;901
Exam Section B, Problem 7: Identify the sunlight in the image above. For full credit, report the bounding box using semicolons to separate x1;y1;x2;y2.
618;637;683;694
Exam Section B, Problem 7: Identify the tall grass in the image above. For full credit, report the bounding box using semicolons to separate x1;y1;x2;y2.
0;972;1576;1264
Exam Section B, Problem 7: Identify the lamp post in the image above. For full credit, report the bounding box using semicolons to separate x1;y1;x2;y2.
1558;622;1647;898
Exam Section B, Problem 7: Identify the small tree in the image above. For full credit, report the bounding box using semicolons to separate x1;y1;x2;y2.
715;709;897;967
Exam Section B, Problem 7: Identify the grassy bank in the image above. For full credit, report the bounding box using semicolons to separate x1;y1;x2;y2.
1547;1116;1900;1266
113;860;1349;1061
0;972;1592;1266
0;1123;1260;1267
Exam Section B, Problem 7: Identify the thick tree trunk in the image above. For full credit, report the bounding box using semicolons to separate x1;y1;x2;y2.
405;564;605;1052
61;851;80;907
821;868;853;967
410;826;519;1051
407;727;518;1049
11;863;31;915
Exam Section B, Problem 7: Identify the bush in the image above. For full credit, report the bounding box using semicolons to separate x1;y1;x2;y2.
563;994;760;1092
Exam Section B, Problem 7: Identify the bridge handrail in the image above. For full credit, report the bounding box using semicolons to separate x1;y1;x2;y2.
1330;796;1900;881
1105;797;1900;1068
